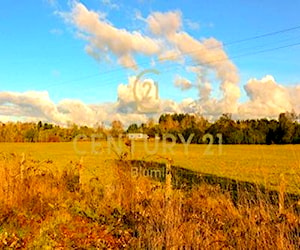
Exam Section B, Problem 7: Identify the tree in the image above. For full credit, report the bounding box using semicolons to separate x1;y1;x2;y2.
24;128;37;142
277;112;295;144
266;119;279;144
110;120;124;137
127;123;139;133
37;121;43;130
292;122;300;143
208;113;236;144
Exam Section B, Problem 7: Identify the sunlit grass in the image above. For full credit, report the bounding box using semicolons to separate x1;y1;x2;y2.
0;142;300;193
0;153;299;248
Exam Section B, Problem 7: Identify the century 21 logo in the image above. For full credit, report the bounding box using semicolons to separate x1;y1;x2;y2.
133;69;160;113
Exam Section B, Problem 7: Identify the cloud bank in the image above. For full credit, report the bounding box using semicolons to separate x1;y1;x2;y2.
1;75;299;127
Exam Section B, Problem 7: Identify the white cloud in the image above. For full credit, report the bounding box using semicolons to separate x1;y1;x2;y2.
0;78;183;127
174;75;192;90
2;4;297;126
158;49;182;62
61;2;161;69
60;5;240;113
238;75;300;118
145;11;240;115
147;11;182;36
101;0;120;10
185;19;200;30
0;74;299;127
198;82;212;101
117;75;160;113
0;91;64;122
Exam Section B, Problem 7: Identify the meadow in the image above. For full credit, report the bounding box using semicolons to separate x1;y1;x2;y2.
0;141;300;248
0;141;299;194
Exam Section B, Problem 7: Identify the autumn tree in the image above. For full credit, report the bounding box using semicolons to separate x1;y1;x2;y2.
110;120;124;137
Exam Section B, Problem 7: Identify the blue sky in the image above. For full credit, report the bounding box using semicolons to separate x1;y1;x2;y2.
0;0;300;126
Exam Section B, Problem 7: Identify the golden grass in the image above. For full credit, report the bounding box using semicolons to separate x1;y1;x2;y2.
0;142;299;194
0;153;299;248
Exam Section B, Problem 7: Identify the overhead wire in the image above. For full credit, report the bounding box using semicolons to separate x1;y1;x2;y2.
80;37;300;93
44;24;300;91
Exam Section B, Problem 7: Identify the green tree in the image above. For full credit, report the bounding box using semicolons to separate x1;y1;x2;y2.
277;112;295;144
24;128;37;142
127;123;139;133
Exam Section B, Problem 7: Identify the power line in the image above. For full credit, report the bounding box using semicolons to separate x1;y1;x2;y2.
229;41;300;60
224;25;300;46
45;24;300;89
159;41;300;77
79;40;300;93
158;25;300;62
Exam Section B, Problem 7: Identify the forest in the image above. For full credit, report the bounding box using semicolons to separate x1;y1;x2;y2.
0;112;299;144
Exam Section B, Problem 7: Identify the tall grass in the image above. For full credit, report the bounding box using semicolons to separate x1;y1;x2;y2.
0;153;299;248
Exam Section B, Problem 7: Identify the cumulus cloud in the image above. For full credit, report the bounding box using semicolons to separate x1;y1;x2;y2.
238;75;300;118
158;49;182;62
0;91;66;123
1;74;299;126
198;82;212;102
61;2;161;69
3;3;298;126
144;11;239;84
174;75;192;90
143;10;241;114
62;4;238;88
0;90;150;127
117;75;160;113
0;75;203;127
60;4;241;114
147;11;182;36
166;33;240;99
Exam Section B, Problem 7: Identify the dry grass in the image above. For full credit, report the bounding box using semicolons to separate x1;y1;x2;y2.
0;153;299;248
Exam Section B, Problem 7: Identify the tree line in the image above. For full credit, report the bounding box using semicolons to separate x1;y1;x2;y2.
127;112;300;144
0;112;299;144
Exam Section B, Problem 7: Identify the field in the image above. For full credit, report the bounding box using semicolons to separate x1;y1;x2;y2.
0;142;300;248
1;142;300;194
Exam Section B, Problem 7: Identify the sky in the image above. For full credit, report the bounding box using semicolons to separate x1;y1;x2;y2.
1;0;300;127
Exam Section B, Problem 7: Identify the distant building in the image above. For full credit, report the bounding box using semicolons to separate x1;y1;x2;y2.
127;133;149;140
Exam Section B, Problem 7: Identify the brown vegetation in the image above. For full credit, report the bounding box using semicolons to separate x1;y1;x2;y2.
0;153;299;248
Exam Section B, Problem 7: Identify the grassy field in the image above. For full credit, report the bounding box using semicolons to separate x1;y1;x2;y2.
0;141;299;194
0;142;300;248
